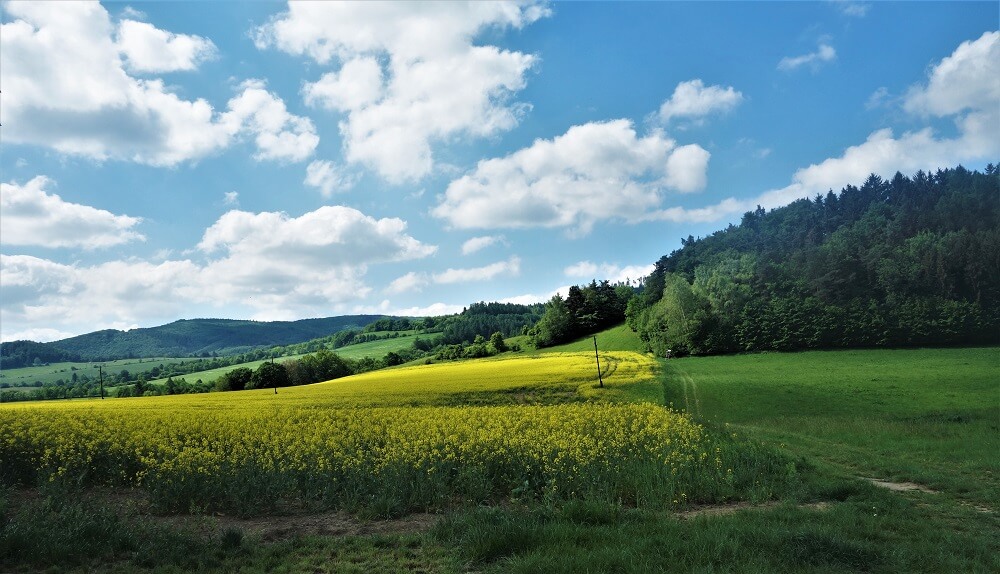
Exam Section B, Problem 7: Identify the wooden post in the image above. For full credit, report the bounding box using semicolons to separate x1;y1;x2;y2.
593;336;603;388
98;365;104;399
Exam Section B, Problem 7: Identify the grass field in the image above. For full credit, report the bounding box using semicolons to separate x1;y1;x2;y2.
2;331;997;573
141;333;423;388
331;333;424;360
0;357;199;388
661;348;1000;505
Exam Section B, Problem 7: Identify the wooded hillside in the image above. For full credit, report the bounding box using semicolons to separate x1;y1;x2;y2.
628;164;1000;355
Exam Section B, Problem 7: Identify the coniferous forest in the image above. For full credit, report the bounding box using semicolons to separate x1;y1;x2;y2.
626;165;1000;356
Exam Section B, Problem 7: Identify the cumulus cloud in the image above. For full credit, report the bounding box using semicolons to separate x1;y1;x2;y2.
461;235;506;255
433;257;521;284
1;327;77;344
0;2;316;166
304;160;359;196
903;31;999;118
221;80;319;162
257;2;549;182
564;261;654;284
778;43;836;72
385;271;430;295
117;19;216;73
658;79;743;124
0;176;144;249
303;57;384;111
1;206;435;340
433;120;710;234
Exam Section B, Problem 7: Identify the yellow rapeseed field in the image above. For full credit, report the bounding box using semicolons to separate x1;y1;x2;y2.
0;352;782;514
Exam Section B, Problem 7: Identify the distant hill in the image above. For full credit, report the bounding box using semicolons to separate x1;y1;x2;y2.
41;316;386;361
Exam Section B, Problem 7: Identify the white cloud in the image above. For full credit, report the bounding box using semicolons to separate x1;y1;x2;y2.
658;79;744;124
432;257;521;284
0;176;144;249
433;119;710;235
461;235;505;255
258;2;549;182
117;19;216;73
0;3;315;166
1;206;435;340
304;160;359;196
498;284;572;305
221;80;319;162
665;144;711;193
223;191;239;205
303;57;384;111
0;254;204;341
1;327;76;344
903;31;999;118
832;1;870;17
564;261;599;278
119;6;146;20
386;302;467;317
778;43;836;72
385;271;429;294
564;261;654;284
866;86;890;110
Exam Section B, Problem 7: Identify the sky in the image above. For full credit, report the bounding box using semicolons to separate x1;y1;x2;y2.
1;1;998;343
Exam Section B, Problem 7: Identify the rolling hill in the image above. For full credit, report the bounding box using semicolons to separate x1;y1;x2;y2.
42;315;386;361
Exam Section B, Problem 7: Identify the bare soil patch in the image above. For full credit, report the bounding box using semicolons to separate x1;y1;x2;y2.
862;478;938;494
165;510;440;542
675;500;830;520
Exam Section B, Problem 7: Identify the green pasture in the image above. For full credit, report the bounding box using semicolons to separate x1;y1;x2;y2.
332;332;424;359
662;347;1000;506
0;357;199;388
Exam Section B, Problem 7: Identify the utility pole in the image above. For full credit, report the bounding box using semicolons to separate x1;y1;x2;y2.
593;336;603;388
98;365;104;399
272;356;277;394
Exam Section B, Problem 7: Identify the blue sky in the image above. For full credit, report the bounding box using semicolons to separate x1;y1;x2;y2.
1;1;997;342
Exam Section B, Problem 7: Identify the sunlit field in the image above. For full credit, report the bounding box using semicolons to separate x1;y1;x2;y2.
0;352;792;518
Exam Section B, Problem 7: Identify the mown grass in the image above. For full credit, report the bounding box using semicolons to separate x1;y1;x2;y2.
661;347;1000;506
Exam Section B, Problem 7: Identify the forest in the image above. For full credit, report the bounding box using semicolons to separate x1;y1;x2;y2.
626;165;1000;356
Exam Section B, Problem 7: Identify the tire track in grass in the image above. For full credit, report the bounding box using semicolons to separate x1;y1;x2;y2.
672;366;701;418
